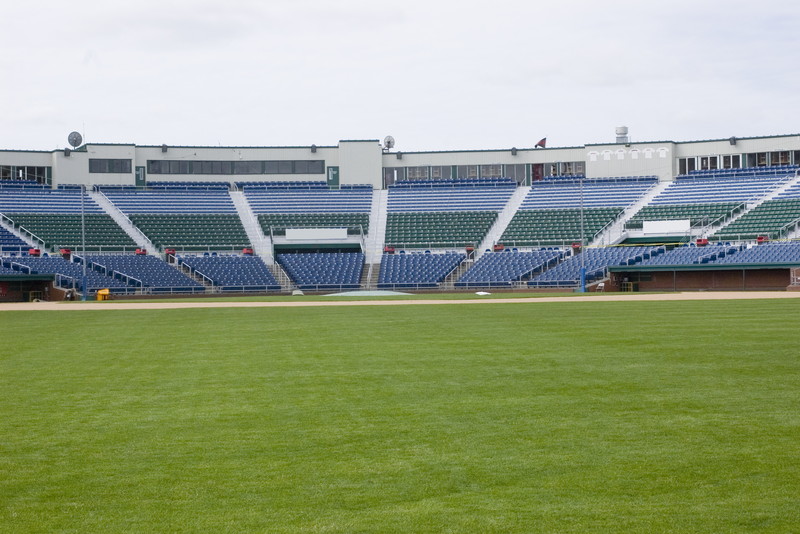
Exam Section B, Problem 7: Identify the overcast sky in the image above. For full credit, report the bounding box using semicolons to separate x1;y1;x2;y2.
2;1;798;152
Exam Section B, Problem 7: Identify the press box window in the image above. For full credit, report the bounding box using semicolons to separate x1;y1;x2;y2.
89;159;132;173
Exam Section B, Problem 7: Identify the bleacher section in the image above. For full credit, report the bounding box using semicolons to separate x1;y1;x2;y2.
104;189;248;251
104;190;237;213
86;255;204;293
128;214;249;251
378;252;465;289
519;177;656;209
651;173;790;205
711;182;800;241
637;243;741;266
277;252;364;290
710;242;800;265
0;188;103;213
2;256;130;293
178;255;281;291
259;213;369;236
146;181;231;191
244;183;373;236
4;214;137;252
385;179;514;248
627;171;794;234
385;211;497;248
626;203;744;230
529;246;658;287
712;199;800;241
455;250;564;288
0;187;136;252
1;226;29;252
500;177;654;246
502;208;622;246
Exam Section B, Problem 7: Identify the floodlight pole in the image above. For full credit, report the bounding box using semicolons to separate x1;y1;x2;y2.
579;175;586;293
80;184;88;301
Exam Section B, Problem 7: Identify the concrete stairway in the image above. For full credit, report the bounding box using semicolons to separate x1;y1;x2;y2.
704;173;800;238
267;262;294;292
441;256;473;290
230;191;273;264
364;189;388;264
90;191;155;251
477;186;529;258
592;181;671;246
0;215;37;249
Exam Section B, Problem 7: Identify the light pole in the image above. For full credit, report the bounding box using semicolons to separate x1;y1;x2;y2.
579;175;586;292
80;184;88;301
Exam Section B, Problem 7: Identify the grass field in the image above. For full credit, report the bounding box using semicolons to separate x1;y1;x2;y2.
2;299;799;532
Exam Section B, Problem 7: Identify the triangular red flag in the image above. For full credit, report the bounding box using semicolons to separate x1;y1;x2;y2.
535;138;547;148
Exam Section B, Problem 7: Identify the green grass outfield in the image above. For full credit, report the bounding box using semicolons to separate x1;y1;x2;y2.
2;299;799;532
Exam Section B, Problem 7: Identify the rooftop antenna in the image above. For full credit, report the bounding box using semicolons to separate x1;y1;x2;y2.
383;135;395;153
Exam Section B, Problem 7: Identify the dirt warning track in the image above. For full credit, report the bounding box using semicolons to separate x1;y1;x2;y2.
2;291;800;311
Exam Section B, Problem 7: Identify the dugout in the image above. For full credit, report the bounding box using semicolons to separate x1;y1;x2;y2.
608;263;794;292
0;274;56;302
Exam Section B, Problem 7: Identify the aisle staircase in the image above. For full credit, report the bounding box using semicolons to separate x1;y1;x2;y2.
91;191;154;251
231;191;273;263
478;186;529;257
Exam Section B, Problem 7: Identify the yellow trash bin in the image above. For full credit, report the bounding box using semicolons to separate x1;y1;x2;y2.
96;288;110;301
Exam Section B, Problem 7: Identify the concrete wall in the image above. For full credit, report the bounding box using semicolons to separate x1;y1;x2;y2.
337;140;383;187
383;146;585;167
610;268;791;291
133;144;341;185
3;133;800;189
585;142;675;180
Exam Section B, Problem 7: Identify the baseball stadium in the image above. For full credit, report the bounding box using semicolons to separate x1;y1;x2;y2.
2;130;799;532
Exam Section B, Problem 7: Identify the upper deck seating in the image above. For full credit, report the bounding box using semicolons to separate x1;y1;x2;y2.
712;199;800;241
0;188;104;214
245;184;373;236
4;213;137;252
650;172;790;205
104;189;248;251
626;203;743;230
519;176;657;210
104;190;237;214
627;170;795;233
385;180;514;248
501;207;622;246
500;177;654;246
